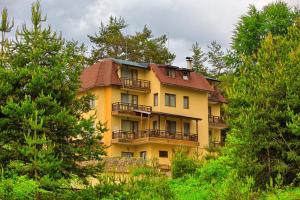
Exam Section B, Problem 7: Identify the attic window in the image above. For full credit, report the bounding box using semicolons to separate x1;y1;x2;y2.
166;68;176;78
182;71;190;80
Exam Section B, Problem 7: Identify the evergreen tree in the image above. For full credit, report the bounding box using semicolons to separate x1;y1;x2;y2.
0;8;13;53
88;16;175;64
226;20;300;187
88;16;127;63
191;42;207;75
0;2;106;181
207;41;226;77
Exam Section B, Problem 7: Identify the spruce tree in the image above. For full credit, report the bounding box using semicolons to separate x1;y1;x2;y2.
191;42;207;75
207;41;227;77
0;2;105;181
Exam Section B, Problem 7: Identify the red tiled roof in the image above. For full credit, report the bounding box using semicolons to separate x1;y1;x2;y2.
80;59;226;103
79;59;121;91
211;87;227;103
150;64;214;92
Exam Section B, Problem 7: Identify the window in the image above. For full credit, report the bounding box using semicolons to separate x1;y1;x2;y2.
121;120;139;133
121;93;130;104
166;120;176;134
166;68;176;78
165;93;176;107
182;71;190;80
153;121;158;130
154;93;158;106
121;152;134;158
140;151;147;160
209;130;212;142
89;98;95;109
132;95;138;105
208;106;212;116
121;68;138;80
121;94;138;105
159;151;168;158
183;96;189;109
183;122;190;136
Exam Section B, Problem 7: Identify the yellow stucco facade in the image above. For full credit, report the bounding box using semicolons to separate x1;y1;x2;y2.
79;59;226;168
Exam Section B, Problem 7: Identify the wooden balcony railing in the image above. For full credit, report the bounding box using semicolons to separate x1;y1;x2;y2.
112;102;152;113
121;78;150;92
208;115;226;125
209;141;225;148
112;130;198;142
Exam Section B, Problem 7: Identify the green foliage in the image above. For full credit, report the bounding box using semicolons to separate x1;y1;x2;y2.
0;1;106;184
169;176;209;200
207;40;227;77
191;42;207;75
0;8;14;53
131;166;161;177
196;156;232;183
0;175;40;200
88;16;175;64
225;19;300;186
171;149;198;178
233;2;299;57
261;187;300;200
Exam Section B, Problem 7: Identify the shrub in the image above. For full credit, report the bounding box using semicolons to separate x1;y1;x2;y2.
0;175;41;200
171;149;198;178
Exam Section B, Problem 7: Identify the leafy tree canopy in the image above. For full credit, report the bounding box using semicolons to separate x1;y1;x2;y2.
226;19;300;187
232;2;299;57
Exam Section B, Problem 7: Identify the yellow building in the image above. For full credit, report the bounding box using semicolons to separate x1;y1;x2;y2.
79;58;226;168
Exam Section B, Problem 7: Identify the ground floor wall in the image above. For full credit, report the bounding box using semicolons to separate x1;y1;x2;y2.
107;143;204;166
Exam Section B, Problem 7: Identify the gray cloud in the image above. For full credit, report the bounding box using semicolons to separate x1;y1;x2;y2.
1;0;299;66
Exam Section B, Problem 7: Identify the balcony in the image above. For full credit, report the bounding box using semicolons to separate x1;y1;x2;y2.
112;102;152;116
208;115;227;129
121;78;151;93
112;130;198;146
209;141;225;148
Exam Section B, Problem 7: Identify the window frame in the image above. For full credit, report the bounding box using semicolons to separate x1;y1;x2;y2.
121;152;134;158
159;150;168;158
166;68;176;78
183;122;190;136
165;93;176;107
166;120;176;134
183;96;189;109
89;98;95;109
153;93;158;106
140;151;147;160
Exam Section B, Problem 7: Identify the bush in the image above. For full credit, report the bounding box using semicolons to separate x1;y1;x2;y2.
171;149;198;178
0;175;41;200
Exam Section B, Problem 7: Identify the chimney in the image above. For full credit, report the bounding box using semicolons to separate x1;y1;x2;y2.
186;57;193;69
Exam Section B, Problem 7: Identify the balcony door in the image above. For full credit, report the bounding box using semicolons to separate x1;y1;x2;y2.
122;120;139;134
166;120;176;134
121;68;138;80
121;93;130;104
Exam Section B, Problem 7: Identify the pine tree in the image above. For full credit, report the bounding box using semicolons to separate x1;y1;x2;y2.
88;16;175;64
191;42;207;75
207;41;227;77
0;2;106;180
0;8;13;53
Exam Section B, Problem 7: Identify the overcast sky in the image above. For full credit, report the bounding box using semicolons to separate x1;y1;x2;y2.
1;0;299;66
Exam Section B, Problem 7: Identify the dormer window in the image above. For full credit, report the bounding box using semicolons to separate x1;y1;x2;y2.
166;68;176;78
121;67;137;80
182;71;190;80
